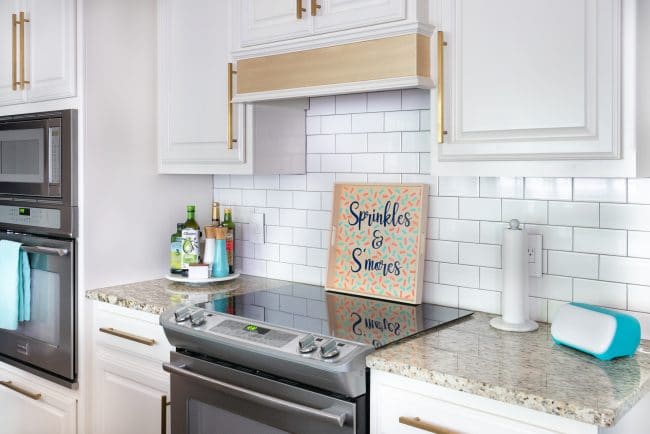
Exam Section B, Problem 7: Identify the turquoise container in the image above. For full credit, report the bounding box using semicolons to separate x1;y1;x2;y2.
212;239;229;277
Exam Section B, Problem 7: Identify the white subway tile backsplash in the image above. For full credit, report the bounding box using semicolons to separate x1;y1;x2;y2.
573;278;627;310
548;201;598;227
385;111;419;132
439;177;479;197
335;93;367;114
401;89;430;110
439;219;479;243
215;92;650;323
547;251;598;279
384;153;419;173
573;228;627;256
439;263;479;287
351;113;384;133
629;231;650;258
573;178;626;203
367;90;401;112
601;204;650;231
460;198;501;221
480;177;524;199
459;243;501;268
525;178;572;200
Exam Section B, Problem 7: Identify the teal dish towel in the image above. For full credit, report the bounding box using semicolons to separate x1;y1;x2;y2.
0;240;31;330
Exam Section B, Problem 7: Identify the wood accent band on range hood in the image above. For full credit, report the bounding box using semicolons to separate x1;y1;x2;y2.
236;33;431;95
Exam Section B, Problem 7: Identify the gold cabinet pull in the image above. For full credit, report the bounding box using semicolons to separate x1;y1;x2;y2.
399;416;458;434
160;395;171;434
227;62;237;150
437;30;447;144
99;327;156;346
296;0;306;19
0;380;42;400
311;0;321;16
18;11;29;89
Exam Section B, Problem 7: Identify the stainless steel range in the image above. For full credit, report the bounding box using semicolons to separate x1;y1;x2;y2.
161;282;472;434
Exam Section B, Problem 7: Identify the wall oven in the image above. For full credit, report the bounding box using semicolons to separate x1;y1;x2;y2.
0;110;77;387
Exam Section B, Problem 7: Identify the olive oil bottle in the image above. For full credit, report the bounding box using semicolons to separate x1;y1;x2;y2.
181;205;201;272
222;208;235;274
170;223;184;275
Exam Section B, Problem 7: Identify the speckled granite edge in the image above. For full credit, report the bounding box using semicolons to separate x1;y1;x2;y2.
85;290;169;315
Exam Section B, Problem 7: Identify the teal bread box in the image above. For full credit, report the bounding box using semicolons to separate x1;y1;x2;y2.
551;303;641;361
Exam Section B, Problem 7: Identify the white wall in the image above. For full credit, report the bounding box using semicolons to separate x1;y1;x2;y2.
84;0;211;290
214;89;650;336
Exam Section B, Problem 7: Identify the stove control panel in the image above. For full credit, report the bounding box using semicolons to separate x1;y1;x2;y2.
0;205;61;229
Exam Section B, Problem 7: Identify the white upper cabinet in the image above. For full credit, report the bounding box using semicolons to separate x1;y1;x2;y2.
239;0;312;47
431;0;646;177
312;0;406;35
0;0;76;107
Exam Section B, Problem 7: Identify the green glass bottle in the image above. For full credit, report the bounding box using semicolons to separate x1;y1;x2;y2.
170;223;184;275
181;205;201;273
222;208;235;274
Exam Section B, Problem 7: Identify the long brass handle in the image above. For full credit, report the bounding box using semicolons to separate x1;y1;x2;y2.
399;416;458;434
437;30;447;144
296;0;306;19
11;14;17;90
99;327;156;346
0;380;42;400
227;63;237;150
160;395;171;434
311;0;321;16
18;11;29;89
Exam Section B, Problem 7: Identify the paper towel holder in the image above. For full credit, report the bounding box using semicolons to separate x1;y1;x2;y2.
490;219;539;332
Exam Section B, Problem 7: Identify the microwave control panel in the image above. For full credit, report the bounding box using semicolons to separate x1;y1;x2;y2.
0;205;61;229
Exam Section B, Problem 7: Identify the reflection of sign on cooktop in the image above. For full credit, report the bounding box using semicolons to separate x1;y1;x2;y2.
210;320;296;348
326;292;424;348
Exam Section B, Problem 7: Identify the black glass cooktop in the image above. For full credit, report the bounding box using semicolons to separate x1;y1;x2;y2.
198;282;472;348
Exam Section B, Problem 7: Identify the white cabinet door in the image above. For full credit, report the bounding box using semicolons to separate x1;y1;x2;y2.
0;365;77;434
158;0;247;174
93;349;169;434
312;0;406;34
239;0;312;47
0;1;25;106
24;0;76;102
437;0;621;162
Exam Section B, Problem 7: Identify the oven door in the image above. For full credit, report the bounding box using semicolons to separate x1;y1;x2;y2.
0;231;75;386
164;351;362;434
0;117;61;198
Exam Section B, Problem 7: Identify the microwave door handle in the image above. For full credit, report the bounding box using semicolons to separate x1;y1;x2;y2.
21;246;69;257
162;363;347;428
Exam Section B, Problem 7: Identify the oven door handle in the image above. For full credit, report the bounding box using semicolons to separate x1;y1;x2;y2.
21;245;69;257
162;362;347;428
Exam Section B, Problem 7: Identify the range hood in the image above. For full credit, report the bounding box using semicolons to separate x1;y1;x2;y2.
232;31;433;103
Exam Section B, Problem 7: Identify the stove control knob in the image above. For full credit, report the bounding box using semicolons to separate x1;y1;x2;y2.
174;306;191;322
298;334;317;353
190;310;206;327
319;339;340;359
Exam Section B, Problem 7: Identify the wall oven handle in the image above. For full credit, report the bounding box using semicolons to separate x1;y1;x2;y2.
21;245;69;257
162;362;347;428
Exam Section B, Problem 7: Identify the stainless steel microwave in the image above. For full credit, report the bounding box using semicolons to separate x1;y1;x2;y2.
0;110;77;206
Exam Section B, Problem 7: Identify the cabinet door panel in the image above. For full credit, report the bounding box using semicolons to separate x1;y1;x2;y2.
240;0;312;47
313;0;406;34
0;0;25;106
24;0;76;102
158;0;245;173
439;0;620;160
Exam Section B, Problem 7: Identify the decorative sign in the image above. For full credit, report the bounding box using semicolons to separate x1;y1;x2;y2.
326;183;428;304
326;292;423;348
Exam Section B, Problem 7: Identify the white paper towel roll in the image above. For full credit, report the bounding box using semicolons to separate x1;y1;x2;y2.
490;219;538;332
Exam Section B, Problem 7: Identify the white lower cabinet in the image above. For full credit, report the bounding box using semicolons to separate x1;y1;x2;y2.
91;302;173;434
0;362;77;434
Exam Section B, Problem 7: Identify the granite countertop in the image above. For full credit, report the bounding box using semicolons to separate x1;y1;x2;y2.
367;312;650;427
85;275;290;315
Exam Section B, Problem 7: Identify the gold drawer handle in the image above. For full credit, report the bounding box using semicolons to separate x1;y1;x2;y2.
0;380;42;400
161;395;171;434
399;416;459;434
99;327;156;346
11;12;29;91
296;0;306;19
437;30;448;144
311;0;321;16
227;62;237;150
